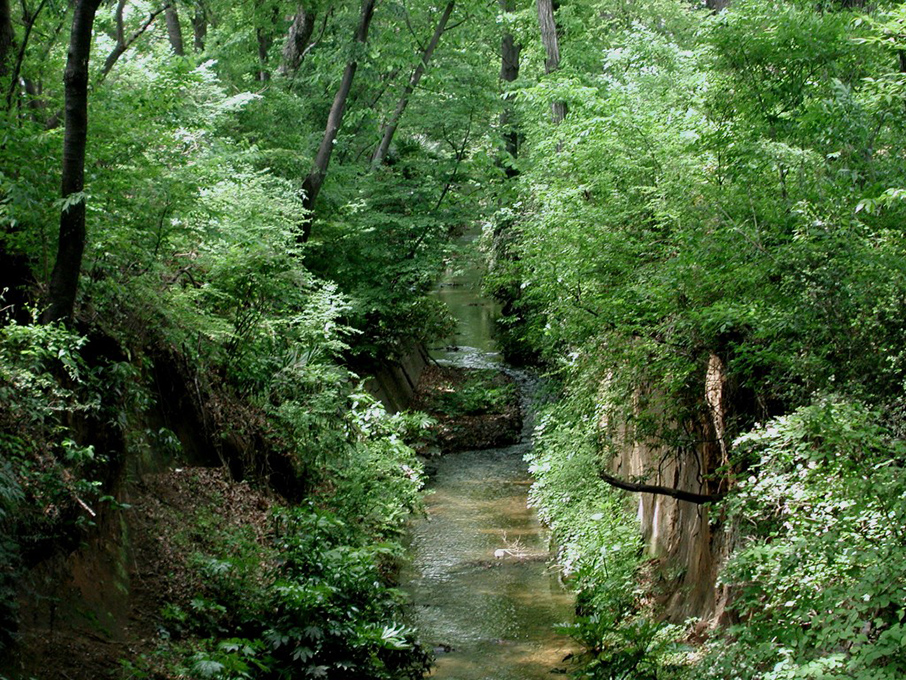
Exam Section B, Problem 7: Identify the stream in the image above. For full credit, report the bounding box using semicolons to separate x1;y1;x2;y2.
403;237;576;679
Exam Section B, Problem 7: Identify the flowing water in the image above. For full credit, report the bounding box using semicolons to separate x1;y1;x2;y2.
403;236;576;679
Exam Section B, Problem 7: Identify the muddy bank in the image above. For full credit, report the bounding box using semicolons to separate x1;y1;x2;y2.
12;468;277;680
411;364;522;454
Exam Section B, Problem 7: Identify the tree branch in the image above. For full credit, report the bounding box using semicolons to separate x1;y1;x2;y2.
598;470;725;505
5;0;48;110
99;2;169;82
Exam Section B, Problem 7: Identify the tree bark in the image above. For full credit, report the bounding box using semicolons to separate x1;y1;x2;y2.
370;0;455;167
499;0;520;175
191;1;206;52
0;0;13;79
278;4;315;76
536;0;565;124
598;470;725;505
299;0;376;241
42;0;103;324
164;4;185;55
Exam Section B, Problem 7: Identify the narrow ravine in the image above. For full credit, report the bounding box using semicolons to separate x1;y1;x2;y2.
403;235;576;679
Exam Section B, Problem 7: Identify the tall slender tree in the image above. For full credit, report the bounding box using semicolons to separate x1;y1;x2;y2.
370;0;456;167
499;0;520;175
536;0;565;123
42;0;104;324
299;0;376;242
191;1;207;51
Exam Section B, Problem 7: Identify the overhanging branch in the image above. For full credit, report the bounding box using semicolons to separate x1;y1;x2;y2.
598;470;725;505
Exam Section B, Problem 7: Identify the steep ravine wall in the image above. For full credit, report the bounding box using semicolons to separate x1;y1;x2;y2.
362;342;431;412
607;355;734;625
6;344;430;678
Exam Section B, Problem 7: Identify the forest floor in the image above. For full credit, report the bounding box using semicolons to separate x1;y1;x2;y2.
14;468;278;680
410;364;522;454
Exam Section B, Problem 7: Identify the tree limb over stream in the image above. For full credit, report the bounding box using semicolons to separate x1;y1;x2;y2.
598;471;726;505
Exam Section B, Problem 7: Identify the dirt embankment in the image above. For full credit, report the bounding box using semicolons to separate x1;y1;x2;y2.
11;468;277;680
410;365;522;453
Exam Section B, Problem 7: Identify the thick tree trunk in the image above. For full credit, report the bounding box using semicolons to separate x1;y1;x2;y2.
299;0;376;241
371;0;455;167
0;0;13;79
191;2;206;52
42;0;103;324
499;0;520;175
165;4;185;56
536;0;565;124
278;5;315;76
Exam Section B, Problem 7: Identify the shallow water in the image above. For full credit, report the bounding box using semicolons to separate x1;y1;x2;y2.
429;234;502;365
404;233;576;679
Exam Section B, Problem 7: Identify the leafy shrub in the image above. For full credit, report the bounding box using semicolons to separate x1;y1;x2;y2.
705;397;906;679
161;504;430;680
423;369;517;416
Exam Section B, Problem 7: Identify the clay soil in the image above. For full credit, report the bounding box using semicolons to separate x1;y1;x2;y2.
411;365;522;453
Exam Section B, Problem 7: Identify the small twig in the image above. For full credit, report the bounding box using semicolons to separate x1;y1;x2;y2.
75;496;96;517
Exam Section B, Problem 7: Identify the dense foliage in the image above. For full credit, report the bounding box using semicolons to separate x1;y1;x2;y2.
0;0;501;676
3;0;906;676
487;0;906;677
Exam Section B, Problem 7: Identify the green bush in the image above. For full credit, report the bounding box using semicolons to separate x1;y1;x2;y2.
424;370;517;417
160;505;430;680
704;397;906;680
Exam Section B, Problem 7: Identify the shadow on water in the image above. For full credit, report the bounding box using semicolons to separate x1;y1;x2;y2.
403;232;576;679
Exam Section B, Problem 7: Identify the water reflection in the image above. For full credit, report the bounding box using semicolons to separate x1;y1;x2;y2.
429;234;502;365
405;233;576;679
405;445;575;679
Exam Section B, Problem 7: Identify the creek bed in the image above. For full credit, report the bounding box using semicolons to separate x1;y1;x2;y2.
403;233;576;679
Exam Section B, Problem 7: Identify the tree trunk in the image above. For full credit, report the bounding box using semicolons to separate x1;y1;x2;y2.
256;2;281;81
536;0;565;124
256;26;271;80
499;0;520;175
42;0;103;324
165;4;185;56
299;0;376;241
278;4;315;76
0;0;13;79
192;1;206;52
371;0;455;167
